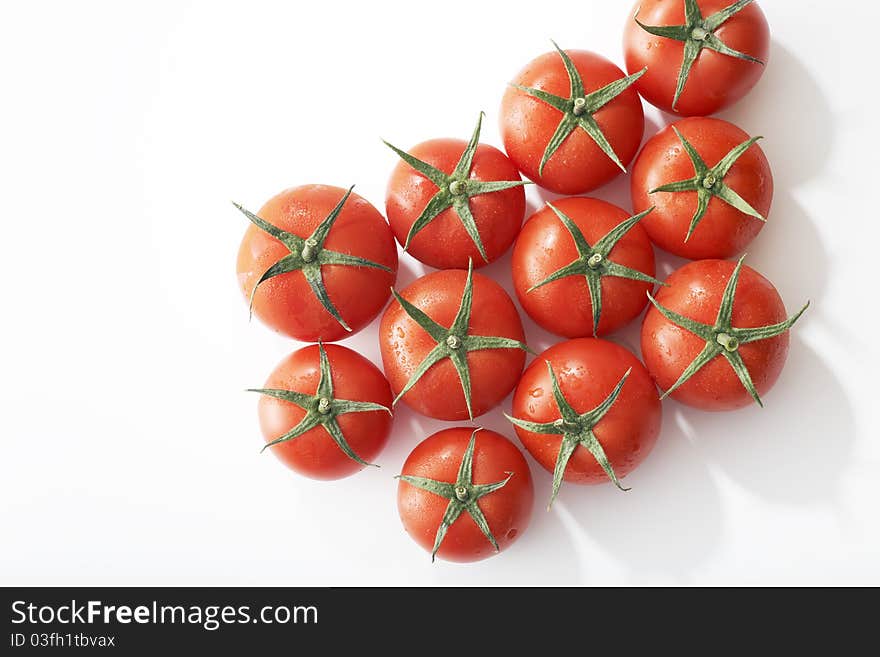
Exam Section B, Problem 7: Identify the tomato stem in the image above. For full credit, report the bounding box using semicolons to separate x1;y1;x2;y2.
249;343;389;467
233;186;393;333
647;255;810;407
390;259;531;420
506;362;633;507
634;0;765;111
397;430;514;561
572;97;587;116
301;238;319;263
715;333;739;352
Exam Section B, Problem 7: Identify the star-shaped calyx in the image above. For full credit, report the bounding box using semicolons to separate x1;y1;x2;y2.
248;342;391;466
651;126;766;241
397;429;514;561
635;0;764;110
391;259;531;420
647;256;809;407
233;186;392;332
528;202;663;335
512;41;646;175
506;362;632;509
383;113;529;263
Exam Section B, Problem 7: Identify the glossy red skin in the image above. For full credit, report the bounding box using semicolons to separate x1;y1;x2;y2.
632;117;772;260
385;139;526;269
257;344;393;480
641;259;790;411
511;339;661;485
237;185;398;342
379;269;526;420
623;0;770;116
512;197;656;337
500;49;644;194
398;428;534;563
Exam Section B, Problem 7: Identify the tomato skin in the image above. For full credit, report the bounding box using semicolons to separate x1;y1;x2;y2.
398;428;534;563
623;0;770;116
500;50;644;194
631;117;772;260
257;344;393;480
641;259;789;411
385;138;526;269
511;339;661;485
236;185;398;342
511;197;656;337
379;269;526;420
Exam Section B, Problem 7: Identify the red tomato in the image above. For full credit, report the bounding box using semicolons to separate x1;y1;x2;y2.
397;427;534;562
623;0;770;116
379;266;528;420
511;196;658;337
641;258;808;411
385;114;526;269
254;343;393;480
500;46;645;194
508;338;661;506
631;117;772;260
236;184;398;342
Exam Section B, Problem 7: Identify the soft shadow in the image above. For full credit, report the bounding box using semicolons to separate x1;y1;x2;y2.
718;42;832;186
561;405;724;579
679;338;854;506
745;191;828;305
394;251;426;289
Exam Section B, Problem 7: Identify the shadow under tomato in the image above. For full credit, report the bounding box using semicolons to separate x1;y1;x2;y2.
675;337;855;507
717;42;832;187
744;190;828;305
558;403;724;581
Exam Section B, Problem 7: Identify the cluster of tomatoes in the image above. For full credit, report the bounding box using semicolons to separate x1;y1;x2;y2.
235;0;807;563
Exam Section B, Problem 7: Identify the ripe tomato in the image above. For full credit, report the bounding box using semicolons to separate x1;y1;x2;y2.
252;343;393;480
631;117;772;260
500;44;645;194
623;0;770;116
507;338;661;507
384;113;527;269
511;196;660;338
641;258;808;411
236;184;398;342
379;263;528;420
397;427;533;562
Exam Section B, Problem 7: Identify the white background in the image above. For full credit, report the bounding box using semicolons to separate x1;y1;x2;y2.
2;0;878;586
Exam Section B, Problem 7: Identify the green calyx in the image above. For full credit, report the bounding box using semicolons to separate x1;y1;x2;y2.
397;429;514;561
383;112;529;263
233;186;392;332
248;342;391;467
505;362;632;509
650;126;766;241
647;255;810;407
527;203;664;336
511;40;646;176
391;259;531;420
634;0;764;111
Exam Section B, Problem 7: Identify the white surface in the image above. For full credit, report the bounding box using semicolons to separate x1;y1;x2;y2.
1;0;878;586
